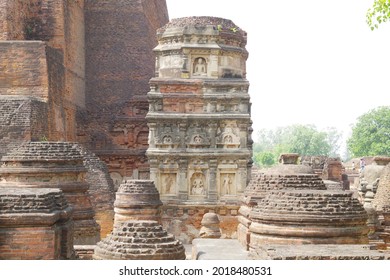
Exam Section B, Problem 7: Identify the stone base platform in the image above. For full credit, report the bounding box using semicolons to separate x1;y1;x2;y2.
191;239;249;260
250;245;390;260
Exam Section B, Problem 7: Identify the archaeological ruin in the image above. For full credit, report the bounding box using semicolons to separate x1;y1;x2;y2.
93;179;185;260
0;142;100;245
1;0;390;261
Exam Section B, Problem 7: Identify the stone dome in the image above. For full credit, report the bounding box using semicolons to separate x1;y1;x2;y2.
114;180;163;223
93;220;186;260
239;154;369;250
244;161;326;206
249;189;369;245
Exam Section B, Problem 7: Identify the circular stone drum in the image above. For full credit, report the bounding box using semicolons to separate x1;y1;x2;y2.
249;189;369;247
114;180;163;224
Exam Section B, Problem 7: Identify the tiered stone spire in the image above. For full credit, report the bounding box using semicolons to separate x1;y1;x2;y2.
147;16;253;204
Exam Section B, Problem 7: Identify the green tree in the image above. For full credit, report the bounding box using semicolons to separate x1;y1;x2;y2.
286;124;331;156
254;151;276;167
347;106;390;157
252;124;341;166
367;0;390;30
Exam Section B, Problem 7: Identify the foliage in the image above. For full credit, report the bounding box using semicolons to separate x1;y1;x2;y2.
254;151;276;167
367;0;390;30
347;106;390;157
252;124;341;167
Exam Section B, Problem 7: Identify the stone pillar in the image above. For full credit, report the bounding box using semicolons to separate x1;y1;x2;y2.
148;123;157;148
178;159;188;201
0;188;74;260
208;159;218;201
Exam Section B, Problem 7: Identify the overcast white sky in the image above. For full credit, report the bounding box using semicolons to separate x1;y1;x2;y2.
166;0;390;143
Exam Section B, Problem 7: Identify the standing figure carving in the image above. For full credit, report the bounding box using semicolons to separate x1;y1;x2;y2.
191;174;205;195
222;174;232;195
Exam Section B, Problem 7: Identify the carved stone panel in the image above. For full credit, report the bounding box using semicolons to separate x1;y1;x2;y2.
220;173;236;195
190;172;206;196
161;173;177;195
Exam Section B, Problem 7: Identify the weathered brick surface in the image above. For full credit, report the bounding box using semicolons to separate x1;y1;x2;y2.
114;180;163;224
0;188;74;260
78;0;168;179
0;96;48;157
0;142;100;245
93;220;185;260
0;1;85;142
0;41;48;99
249;190;368;245
77;145;115;238
74;245;96;260
239;159;370;252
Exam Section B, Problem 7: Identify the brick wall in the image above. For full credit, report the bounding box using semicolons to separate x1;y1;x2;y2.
0;227;61;260
0;97;48;157
0;1;85;142
0;41;49;99
79;0;168;178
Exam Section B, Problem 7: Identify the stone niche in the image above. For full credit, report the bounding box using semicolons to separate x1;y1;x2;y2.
0;188;74;260
0;142;100;245
147;16;252;209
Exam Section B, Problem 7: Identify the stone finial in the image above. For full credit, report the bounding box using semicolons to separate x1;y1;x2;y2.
199;213;221;239
114;180;163;224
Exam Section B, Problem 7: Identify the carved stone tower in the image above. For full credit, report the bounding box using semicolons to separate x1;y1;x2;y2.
146;17;253;205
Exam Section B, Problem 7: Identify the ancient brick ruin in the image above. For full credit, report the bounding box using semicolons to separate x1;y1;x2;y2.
0;188;74;260
114;180;163;224
78;146;115;238
94;179;185;260
0;142;100;245
78;0;169;184
0;0;169;183
93;220;186;260
1;0;390;261
239;154;370;256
